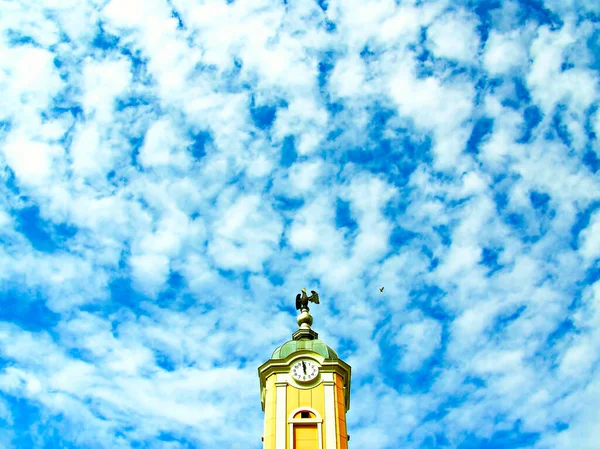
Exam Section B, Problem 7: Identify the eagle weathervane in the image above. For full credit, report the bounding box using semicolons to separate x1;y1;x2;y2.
296;288;320;311
294;288;320;336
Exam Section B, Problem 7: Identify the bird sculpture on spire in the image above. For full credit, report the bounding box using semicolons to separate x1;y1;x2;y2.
295;288;320;311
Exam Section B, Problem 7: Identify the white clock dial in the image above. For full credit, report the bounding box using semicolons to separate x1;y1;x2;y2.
290;360;319;382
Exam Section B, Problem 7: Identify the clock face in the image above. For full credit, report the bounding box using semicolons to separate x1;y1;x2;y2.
290;360;319;382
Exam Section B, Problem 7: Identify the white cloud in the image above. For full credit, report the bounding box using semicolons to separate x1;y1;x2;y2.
82;57;132;122
70;122;105;177
389;66;473;130
273;97;329;156
103;0;172;30
208;192;283;271
342;173;395;263
285;160;327;196
330;55;367;99
579;210;600;262
395;317;442;372
0;44;63;125
427;10;480;63
377;4;425;45
2;134;65;187
574;281;600;330
527;24;599;115
130;253;171;295
388;61;474;169
138;118;191;170
558;338;597;379
484;30;528;74
594;109;600;149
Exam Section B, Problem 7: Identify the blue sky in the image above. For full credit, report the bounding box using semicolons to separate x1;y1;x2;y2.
0;0;599;448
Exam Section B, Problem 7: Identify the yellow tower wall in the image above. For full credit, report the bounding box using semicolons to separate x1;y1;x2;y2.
286;383;325;417
287;383;325;449
334;374;348;449
264;375;277;449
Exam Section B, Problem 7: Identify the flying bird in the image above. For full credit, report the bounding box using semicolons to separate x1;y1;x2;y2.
379;287;384;293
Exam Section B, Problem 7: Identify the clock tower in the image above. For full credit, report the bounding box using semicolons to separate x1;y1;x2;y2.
258;290;351;449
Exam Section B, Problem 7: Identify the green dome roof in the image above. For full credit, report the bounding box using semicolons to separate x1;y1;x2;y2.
271;339;339;360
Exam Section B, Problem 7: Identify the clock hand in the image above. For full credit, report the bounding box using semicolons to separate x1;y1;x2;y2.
302;361;306;374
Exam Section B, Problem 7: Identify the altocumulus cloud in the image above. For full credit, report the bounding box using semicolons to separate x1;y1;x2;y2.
0;0;599;448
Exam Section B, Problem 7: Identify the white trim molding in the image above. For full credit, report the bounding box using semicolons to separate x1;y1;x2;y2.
288;406;323;421
323;381;336;449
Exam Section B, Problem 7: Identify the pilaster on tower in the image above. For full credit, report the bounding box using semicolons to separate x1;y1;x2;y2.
258;290;351;449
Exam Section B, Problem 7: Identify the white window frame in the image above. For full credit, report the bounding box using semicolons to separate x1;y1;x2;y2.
288;407;323;449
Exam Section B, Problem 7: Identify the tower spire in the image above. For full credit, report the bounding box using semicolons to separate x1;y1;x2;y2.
293;288;319;341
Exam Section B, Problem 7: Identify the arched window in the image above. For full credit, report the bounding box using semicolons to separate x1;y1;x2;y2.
288;407;322;449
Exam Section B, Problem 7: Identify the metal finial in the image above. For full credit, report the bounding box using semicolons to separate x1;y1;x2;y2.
293;289;320;340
